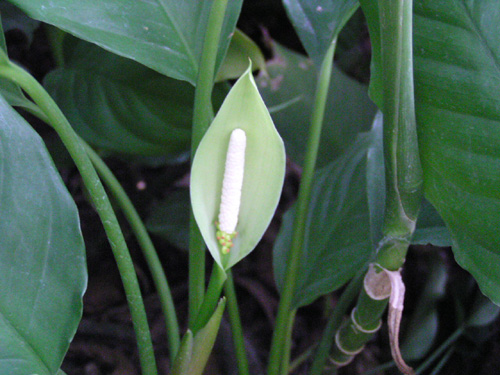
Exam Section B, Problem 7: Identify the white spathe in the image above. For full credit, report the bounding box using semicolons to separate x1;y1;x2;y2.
218;128;246;233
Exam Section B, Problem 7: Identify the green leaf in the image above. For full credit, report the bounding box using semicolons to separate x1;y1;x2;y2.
146;189;190;250
401;251;447;360
256;42;377;167
0;95;86;374
359;0;382;108
0;13;41;113
283;0;359;67
274;116;382;307
467;293;500;328
215;29;266;82
8;0;243;84
0;1;39;42
413;0;500;305
191;65;286;271
171;298;226;375
44;36;228;157
412;199;452;247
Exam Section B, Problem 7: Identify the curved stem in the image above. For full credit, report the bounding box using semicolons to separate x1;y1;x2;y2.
189;0;229;327
267;40;336;375
0;62;158;375
83;144;180;358
224;270;250;375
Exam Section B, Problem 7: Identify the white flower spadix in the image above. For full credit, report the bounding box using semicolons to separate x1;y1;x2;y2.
190;64;285;271
216;128;246;254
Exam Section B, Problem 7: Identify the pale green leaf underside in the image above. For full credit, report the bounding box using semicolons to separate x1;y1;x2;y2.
191;66;286;271
415;0;500;304
0;95;86;374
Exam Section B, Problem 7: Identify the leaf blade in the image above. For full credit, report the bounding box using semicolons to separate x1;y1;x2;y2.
9;0;243;84
0;95;86;374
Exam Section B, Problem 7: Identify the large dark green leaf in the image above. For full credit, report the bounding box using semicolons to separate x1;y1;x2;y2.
256;42;376;168
274;117;383;307
44;36;227;157
361;0;500;304
8;0;242;84
0;95;86;374
414;0;500;304
283;0;359;67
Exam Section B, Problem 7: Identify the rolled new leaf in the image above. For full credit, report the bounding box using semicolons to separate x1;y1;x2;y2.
191;64;286;271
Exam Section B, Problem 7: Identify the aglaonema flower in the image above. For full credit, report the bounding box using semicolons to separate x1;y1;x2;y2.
190;65;286;271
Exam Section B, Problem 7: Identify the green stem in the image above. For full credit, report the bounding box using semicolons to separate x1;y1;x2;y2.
428;347;455;375
0;62;158;375
376;0;422;270
288;346;315;374
83;144;180;358
224;270;250;375
415;327;464;375
267;40;336;375
189;0;229;327
24;102;181;359
279;310;296;375
191;263;227;333
309;270;365;375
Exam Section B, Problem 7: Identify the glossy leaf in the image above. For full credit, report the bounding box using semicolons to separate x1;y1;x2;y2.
0;94;86;374
44;36;227;157
8;0;243;84
413;0;500;304
191;65;286;271
283;0;359;67
171;299;226;375
361;0;500;304
215;29;266;82
412;199;452;247
274;118;382;307
256;42;377;168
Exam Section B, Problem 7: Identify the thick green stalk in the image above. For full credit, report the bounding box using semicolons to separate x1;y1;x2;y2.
190;263;227;334
376;0;422;270
309;270;365;375
324;0;422;371
327;267;389;366
0;62;158;375
83;144;180;358
224;271;250;375
189;0;229;326
267;40;336;375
